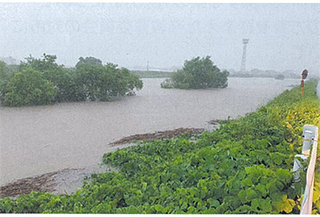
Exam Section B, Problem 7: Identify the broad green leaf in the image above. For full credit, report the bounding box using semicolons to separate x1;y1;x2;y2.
255;184;267;197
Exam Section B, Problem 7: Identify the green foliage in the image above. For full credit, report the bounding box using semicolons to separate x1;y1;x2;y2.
0;54;143;106
19;54;84;103
0;61;12;101
75;57;103;68
3;68;56;106
1;80;319;214
19;54;62;72
75;63;143;101
161;56;229;89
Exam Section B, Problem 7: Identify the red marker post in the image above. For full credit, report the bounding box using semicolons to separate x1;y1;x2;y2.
301;69;308;97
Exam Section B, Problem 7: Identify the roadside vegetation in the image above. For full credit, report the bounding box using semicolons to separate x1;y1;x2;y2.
0;79;319;214
0;54;143;107
161;56;229;89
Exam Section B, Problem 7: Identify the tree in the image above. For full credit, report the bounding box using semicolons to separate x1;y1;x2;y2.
161;56;229;89
19;54;62;72
75;57;103;68
75;64;105;101
3;68;56;106
0;61;11;100
19;54;83;102
75;63;143;101
0;55;143;106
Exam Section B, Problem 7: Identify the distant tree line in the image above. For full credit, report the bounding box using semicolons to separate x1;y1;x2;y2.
0;54;143;107
161;56;229;89
131;70;172;78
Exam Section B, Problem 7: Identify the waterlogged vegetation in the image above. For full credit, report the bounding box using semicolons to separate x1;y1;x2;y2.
0;80;320;214
161;56;229;89
0;54;143;106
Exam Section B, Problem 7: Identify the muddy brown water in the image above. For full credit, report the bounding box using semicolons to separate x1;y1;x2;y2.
0;77;300;187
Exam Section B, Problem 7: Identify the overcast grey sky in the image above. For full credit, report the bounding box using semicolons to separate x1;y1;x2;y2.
0;3;319;73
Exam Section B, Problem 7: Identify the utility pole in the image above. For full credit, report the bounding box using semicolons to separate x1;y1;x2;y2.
240;39;249;73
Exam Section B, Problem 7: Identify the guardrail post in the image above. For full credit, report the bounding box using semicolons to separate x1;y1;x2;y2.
299;125;318;214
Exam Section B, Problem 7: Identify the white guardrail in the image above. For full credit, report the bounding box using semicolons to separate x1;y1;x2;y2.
293;125;318;214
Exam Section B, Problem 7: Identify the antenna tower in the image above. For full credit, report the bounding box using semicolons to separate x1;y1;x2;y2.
240;39;249;72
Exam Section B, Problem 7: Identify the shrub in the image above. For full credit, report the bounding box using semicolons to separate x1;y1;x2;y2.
0;61;12;101
0;54;143;106
3;68;56;106
162;56;229;89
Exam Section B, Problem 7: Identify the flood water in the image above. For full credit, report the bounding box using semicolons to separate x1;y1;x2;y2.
0;77;300;186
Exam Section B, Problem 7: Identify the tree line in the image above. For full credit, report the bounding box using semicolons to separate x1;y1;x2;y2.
0;54;143;107
0;55;229;106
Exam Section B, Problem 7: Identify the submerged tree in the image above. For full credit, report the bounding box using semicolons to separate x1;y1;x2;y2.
75;63;143;101
75;57;103;68
3;68;56;106
19;54;62;72
0;61;11;100
1;54;143;106
19;54;83;102
161;56;229;89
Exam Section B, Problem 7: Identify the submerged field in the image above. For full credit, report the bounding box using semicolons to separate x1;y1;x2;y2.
0;79;319;214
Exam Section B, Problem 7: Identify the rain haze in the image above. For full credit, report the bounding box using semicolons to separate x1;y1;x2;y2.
0;3;320;211
0;3;319;72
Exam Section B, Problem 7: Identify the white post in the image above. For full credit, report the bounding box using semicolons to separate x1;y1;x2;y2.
300;125;318;214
